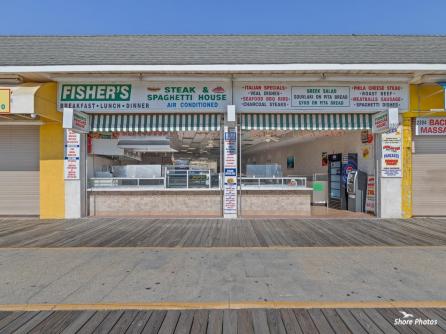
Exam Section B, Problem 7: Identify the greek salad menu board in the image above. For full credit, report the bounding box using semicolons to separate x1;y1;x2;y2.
234;82;408;112
223;127;237;218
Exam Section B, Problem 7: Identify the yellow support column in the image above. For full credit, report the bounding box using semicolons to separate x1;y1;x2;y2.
404;83;445;218
401;116;412;218
40;123;65;219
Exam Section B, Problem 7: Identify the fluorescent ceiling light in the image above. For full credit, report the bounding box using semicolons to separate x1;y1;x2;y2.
50;75;141;82
233;74;412;83
142;76;231;82
233;76;322;82
0;75;23;84
322;75;412;82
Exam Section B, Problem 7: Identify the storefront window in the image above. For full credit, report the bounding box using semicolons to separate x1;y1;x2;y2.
88;131;221;190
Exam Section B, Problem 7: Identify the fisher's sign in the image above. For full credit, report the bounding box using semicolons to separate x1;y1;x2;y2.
234;82;408;112
58;82;231;113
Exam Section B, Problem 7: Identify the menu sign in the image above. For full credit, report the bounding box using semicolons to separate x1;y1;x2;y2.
365;176;376;213
63;108;90;133
372;108;399;134
415;117;446;136
234;82;408;112
58;82;231;113
64;130;80;180
292;86;350;108
381;128;402;178
223;127;237;218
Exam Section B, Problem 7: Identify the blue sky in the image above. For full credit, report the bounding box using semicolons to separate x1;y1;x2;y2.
1;0;445;35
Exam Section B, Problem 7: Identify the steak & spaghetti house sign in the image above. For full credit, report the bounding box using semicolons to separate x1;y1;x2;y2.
57;82;231;113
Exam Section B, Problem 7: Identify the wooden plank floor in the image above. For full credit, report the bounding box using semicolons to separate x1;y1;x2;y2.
0;217;445;247
0;308;444;333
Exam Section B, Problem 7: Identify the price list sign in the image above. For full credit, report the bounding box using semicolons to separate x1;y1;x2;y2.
64;130;81;180
223;127;237;218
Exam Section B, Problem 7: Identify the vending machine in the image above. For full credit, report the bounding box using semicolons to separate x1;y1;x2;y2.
328;153;342;209
328;153;358;210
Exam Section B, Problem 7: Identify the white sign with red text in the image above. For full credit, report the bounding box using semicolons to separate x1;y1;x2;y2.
415;117;446;135
365;176;376;213
63;108;90;133
64;129;81;180
223;127;237;218
381;128;402;178
372;108;399;134
234;82;408;112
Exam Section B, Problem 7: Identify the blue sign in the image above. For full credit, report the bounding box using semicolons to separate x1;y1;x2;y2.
224;132;236;141
224;168;237;176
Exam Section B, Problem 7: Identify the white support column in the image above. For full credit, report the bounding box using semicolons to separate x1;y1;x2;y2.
377;126;403;218
223;125;238;218
64;130;86;218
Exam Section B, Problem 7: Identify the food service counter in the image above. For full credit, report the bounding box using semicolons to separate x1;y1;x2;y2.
239;188;313;217
88;188;222;217
88;187;313;218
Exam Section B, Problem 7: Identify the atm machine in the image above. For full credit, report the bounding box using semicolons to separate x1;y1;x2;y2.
346;170;367;212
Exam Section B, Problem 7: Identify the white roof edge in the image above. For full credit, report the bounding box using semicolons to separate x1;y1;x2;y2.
2;64;446;73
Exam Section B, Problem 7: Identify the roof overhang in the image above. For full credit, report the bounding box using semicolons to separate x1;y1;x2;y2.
3;63;446;74
3;64;446;85
0;82;61;122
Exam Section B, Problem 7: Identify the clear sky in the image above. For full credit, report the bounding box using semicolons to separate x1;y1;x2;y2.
1;0;445;35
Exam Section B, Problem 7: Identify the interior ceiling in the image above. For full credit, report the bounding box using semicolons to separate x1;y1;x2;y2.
242;130;349;153
168;131;220;157
133;129;350;158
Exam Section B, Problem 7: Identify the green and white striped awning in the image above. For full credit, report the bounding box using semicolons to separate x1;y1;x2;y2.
241;113;372;130
91;114;221;132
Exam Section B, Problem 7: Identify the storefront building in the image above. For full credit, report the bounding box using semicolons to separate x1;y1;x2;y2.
1;35;446;219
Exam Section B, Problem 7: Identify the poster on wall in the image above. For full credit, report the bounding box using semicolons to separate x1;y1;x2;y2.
223;127;237;218
64;129;81;180
57;81;231;113
234;82;408;112
362;146;371;159
321;152;328;166
381;128;402;178
365;176;376;214
415;117;446;135
287;156;295;169
361;130;373;144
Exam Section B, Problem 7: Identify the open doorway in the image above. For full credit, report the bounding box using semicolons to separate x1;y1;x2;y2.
240;129;376;217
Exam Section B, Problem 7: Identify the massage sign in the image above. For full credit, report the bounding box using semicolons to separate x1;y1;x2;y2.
415;117;446;135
